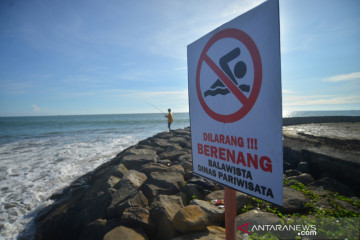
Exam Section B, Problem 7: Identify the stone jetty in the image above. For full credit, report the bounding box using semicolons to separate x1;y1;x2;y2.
30;120;360;240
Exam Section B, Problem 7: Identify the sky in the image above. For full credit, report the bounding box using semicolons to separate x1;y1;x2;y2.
0;0;359;116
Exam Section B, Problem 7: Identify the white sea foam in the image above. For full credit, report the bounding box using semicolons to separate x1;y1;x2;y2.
0;133;138;240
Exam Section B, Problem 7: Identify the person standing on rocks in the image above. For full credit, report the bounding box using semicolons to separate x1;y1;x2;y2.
165;108;173;132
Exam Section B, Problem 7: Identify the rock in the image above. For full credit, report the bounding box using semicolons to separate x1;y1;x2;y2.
179;160;193;172
332;199;360;213
168;137;189;148
106;175;121;188
235;192;250;213
150;195;184;239
138;163;171;174
296;162;310;173
280;186;307;213
288;173;315;185
141;183;183;203
122;170;147;189
171;165;185;175
158;159;172;166
182;184;206;203
108;191;148;219
309;177;354;196
172;205;210;233
107;180;138;218
111;163;128;178
189;199;225;224
204;190;224;201
121;154;158;170
159;150;187;161
155;131;173;140
103;226;148;240
79;218;107;240
121;207;154;232
284;169;301;177
79;218;121;240
148;171;185;192
35;184;111;240
137;144;164;155
235;209;281;227
152;139;181;150
123;147;158;156
178;153;192;162
283;147;302;169
187;177;217;192
171;226;233;240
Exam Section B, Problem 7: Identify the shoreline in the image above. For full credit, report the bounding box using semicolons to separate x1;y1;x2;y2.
23;119;360;240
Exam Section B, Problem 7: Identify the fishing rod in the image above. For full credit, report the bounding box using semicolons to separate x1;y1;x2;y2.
144;101;165;114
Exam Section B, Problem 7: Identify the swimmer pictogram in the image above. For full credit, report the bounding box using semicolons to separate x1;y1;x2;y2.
204;47;250;97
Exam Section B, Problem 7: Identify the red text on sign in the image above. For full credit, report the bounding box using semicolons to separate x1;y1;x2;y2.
197;143;272;173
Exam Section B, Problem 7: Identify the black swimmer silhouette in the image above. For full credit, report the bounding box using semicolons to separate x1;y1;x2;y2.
204;47;250;97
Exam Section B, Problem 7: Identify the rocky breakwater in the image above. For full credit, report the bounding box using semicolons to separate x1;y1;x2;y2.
283;122;360;194
32;125;360;240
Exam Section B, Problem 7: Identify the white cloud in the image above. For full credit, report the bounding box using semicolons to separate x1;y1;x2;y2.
282;89;295;94
283;95;360;106
32;104;40;112
323;72;360;82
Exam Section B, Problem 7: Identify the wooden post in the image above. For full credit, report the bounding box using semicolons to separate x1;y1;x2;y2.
225;186;236;240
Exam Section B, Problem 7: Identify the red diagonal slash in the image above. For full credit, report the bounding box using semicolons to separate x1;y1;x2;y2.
204;54;248;105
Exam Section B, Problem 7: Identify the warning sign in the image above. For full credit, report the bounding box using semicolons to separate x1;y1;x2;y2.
188;0;283;206
196;28;262;123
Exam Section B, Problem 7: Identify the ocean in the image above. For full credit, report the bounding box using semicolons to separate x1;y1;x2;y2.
0;110;359;239
0;113;189;240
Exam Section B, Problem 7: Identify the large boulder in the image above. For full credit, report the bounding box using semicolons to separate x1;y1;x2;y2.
123;148;157;156
111;163;128;178
159;150;187;161
122;170;147;189
148;171;185;192
309;177;354;196
172;205;210;233
280;186;307;213
121;207;154;233
138;163;171;175
121;154;159;170
103;226;148;240
235;209;282;228
189;199;225;224
287;173;314;185
171;226;242;240
79;218;121;240
35;184;111;240
168;137;189;148
152;138;181;150
150;195;184;240
107;180;139;218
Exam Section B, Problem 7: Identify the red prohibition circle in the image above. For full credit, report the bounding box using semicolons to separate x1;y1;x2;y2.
196;28;262;123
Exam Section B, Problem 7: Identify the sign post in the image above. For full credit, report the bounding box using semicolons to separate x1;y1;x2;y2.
225;187;236;240
188;0;282;238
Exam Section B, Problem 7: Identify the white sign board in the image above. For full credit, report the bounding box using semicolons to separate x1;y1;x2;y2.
187;0;283;206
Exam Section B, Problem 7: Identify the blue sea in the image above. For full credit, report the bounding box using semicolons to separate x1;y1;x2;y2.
0;113;189;239
0;110;359;239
